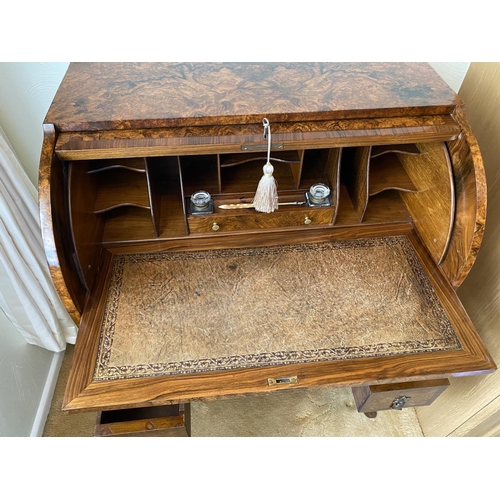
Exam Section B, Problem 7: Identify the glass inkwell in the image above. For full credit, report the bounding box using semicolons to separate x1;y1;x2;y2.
305;183;331;207
190;190;214;215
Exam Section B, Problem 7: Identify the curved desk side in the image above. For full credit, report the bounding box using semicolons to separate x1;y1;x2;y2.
442;105;487;288
38;123;84;323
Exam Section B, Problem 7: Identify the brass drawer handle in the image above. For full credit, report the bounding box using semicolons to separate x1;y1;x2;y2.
390;395;411;410
212;222;220;231
304;216;312;225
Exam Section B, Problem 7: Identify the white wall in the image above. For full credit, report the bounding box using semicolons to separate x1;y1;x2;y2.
0;62;69;436
0;309;61;436
0;63;69;185
429;62;471;92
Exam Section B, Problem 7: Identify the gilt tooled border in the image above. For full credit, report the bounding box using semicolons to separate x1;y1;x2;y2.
93;236;462;381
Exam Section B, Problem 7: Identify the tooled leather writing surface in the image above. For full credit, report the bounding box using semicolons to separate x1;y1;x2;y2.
93;237;461;381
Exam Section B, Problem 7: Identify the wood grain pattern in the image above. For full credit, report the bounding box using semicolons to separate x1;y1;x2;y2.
321;148;342;225
440;105;487;287
221;159;297;194
352;379;450;412
187;207;334;233
220;151;301;168
145;159;162;238
54;115;461;161
368;154;418;196
93;168;151;213
103;221;415;254
407;231;494;370
449;396;500;437
102;157;188;244
38;124;83;321
417;63;500;436
371;144;421;157
87;157;146;173
95;404;189;437
63;346;494;413
63;250;113;410
344;146;370;222
62;231;494;412
45;63;460;132
399;142;455;265
68;161;105;292
39;63;492;420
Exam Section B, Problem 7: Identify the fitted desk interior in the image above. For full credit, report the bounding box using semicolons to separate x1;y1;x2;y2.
39;63;495;434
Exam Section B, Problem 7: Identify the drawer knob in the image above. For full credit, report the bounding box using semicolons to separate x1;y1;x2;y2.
304;216;312;225
390;395;411;410
212;222;220;231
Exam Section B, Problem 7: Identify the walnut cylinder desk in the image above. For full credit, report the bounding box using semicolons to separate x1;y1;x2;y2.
39;62;496;433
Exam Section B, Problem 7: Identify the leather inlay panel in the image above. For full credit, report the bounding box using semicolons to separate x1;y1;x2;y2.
93;236;461;381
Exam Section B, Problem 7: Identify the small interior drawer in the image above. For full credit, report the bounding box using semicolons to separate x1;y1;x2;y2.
352;379;450;413
95;403;191;437
187;207;335;233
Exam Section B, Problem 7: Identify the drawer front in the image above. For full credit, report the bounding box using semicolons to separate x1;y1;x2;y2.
187;207;335;234
352;379;450;413
95;404;190;437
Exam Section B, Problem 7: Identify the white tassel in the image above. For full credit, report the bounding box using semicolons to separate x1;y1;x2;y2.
253;161;278;213
252;118;279;213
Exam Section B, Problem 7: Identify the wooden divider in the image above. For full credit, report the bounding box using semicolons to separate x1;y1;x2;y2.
399;142;454;265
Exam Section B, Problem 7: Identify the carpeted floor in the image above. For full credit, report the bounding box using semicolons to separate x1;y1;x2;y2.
43;344;424;437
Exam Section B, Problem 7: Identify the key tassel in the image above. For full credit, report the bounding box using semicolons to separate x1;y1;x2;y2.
252;118;278;213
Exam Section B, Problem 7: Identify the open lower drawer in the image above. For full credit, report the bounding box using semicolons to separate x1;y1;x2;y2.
63;231;495;413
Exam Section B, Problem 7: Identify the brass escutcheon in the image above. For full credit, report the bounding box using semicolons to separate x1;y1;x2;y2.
241;143;284;151
268;375;299;386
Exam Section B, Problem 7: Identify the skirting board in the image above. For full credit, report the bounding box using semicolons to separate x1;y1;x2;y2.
30;349;65;437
